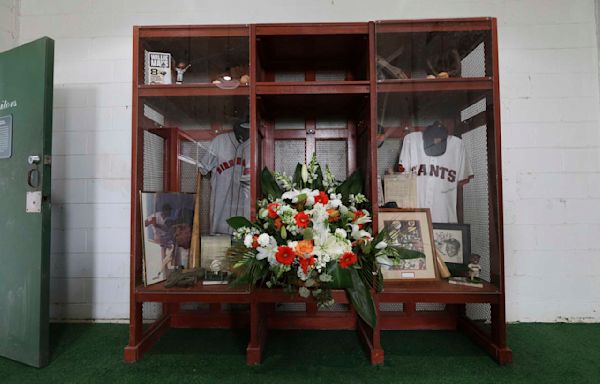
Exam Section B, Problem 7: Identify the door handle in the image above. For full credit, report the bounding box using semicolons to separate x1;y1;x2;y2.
27;154;41;188
28;167;40;188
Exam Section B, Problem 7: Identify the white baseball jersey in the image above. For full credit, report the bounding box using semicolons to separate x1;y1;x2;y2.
399;131;473;223
199;131;250;234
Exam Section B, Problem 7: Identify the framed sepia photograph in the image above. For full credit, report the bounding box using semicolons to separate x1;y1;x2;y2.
432;223;471;264
140;192;195;286
377;208;438;280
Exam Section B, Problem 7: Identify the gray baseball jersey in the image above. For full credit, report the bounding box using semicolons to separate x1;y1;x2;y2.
199;131;250;234
399;131;473;223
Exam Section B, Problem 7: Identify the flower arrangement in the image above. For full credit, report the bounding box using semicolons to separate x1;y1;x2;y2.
227;156;382;327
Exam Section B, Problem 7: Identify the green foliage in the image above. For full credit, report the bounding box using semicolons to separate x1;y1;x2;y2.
260;167;283;199
346;269;377;328
337;169;364;201
226;245;269;287
226;216;254;231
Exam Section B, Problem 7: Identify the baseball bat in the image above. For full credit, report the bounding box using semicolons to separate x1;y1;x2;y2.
189;170;202;269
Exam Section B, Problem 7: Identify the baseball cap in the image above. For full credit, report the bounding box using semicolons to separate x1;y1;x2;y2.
423;121;448;157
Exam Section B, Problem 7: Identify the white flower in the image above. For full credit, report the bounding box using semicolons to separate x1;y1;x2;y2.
298;286;310;298
328;193;342;209
243;234;254;248
375;241;388;250
282;190;300;202
335;228;347;239
349;224;371;240
301;164;309;183
257;233;270;247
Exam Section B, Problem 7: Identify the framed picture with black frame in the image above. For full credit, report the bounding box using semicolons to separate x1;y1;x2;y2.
432;223;471;265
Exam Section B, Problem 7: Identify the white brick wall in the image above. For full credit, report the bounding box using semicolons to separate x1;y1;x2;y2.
0;0;18;52
14;0;600;322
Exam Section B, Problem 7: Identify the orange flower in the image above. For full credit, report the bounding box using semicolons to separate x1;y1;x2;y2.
274;217;283;230
314;191;329;205
275;246;296;265
295;240;314;256
298;255;315;274
327;209;340;222
294;211;310;228
339;251;358;269
267;202;280;219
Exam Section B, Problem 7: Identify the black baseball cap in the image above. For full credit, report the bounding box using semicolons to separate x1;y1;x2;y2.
423;121;448;157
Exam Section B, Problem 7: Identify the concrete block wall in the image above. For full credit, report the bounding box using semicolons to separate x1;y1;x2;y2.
0;0;18;51
13;0;600;322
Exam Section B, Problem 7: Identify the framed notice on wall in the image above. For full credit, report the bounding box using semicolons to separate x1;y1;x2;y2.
0;115;12;159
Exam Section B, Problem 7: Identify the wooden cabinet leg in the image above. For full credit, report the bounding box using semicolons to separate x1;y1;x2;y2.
247;300;266;365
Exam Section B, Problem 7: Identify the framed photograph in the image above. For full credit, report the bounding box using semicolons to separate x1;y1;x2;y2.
377;208;438;280
140;192;195;286
432;223;471;264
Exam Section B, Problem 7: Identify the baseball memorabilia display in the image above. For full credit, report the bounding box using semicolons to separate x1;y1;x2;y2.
383;173;417;208
198;123;250;234
377;208;438;281
144;51;172;85
399;123;473;223
432;223;471;264
140;192;195;286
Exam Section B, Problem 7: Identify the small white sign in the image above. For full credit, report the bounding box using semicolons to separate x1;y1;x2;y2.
401;272;416;278
26;191;42;213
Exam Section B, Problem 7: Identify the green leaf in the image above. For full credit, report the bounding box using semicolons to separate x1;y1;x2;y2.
387;246;425;260
346;268;377;328
327;263;353;288
227;216;253;230
281;226;287;239
303;228;314;241
292;163;304;188
336;169;364;201
260;167;283;199
313;164;324;190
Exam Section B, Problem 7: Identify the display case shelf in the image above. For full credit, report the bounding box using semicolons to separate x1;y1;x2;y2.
139;84;250;97
135;283;251;303
377;78;492;93
378;281;500;303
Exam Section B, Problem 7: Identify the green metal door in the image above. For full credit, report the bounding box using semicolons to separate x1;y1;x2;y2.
0;37;54;368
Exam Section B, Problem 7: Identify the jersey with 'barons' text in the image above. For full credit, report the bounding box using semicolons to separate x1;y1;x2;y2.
199;131;250;234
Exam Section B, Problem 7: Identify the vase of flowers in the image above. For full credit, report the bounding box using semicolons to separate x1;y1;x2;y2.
226;156;398;328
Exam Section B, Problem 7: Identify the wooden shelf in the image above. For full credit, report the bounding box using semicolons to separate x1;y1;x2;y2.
135;282;251;303
377;78;492;93
256;81;370;95
138;84;250;97
377;280;500;304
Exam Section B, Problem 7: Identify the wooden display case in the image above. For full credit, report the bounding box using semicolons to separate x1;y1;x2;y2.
126;19;511;366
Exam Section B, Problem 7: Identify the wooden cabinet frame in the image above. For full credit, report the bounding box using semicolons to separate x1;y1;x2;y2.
126;18;511;366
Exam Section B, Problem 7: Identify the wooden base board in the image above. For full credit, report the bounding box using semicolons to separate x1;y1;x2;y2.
124;314;171;363
458;316;513;365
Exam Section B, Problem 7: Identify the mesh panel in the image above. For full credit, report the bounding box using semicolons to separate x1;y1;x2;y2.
275;72;305;82
380;303;404;311
319;304;350;312
416;303;445;311
180;141;211;234
377;138;401;176
316;140;347;179
143;131;164;191
461;42;486;78
315;70;346;81
142;302;162;321
275;140;306;177
275;118;304;130
315;117;346;129
462;124;492;321
461;98;486;122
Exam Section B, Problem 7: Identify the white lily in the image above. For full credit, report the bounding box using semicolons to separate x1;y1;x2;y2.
349;224;371;240
375;241;388;250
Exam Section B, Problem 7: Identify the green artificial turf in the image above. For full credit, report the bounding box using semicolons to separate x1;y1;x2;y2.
1;323;599;383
